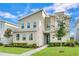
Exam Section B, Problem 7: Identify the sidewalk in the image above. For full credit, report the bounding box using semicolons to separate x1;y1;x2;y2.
0;52;17;56
21;45;47;56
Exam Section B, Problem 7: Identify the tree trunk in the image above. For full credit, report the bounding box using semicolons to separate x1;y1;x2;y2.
59;38;64;53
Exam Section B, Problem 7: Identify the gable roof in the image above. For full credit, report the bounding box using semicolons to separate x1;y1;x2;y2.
18;9;47;21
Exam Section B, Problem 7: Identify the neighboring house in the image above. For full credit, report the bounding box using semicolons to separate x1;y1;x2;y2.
74;20;79;42
13;9;70;47
0;20;17;44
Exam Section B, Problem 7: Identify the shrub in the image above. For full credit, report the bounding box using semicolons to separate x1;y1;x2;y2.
48;42;72;47
4;44;13;47
22;43;27;48
75;41;79;45
67;40;76;47
54;43;60;46
4;43;38;48
26;44;33;48
0;43;3;46
48;43;54;47
32;43;38;48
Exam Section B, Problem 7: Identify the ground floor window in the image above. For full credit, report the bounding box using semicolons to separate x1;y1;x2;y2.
29;33;33;40
58;37;61;40
22;37;26;40
16;34;20;40
22;34;26;40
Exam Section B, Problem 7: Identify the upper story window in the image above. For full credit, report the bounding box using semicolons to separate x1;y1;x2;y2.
47;23;50;28
33;22;36;28
21;21;24;29
27;22;30;28
64;16;67;20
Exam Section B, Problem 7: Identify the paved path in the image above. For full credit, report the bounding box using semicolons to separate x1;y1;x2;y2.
20;45;47;56
0;52;17;56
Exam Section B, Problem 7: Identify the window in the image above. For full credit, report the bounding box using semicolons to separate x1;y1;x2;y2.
58;37;61;40
33;22;36;28
16;34;20;40
21;21;24;29
52;37;54;39
77;28;79;31
47;23;50;29
22;37;26;40
29;33;33;40
0;23;3;29
57;20;61;27
27;22;30;28
64;16;67;20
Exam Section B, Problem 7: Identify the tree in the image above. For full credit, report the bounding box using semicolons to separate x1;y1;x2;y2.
4;28;12;38
4;28;12;45
56;20;66;53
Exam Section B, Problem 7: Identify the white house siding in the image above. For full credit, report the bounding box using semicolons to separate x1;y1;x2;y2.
13;32;37;44
13;10;46;47
36;20;44;46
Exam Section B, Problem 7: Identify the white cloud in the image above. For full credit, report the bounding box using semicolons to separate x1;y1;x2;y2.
53;3;79;12
17;4;31;17
75;16;79;20
64;12;72;16
31;9;39;12
43;4;53;12
43;3;79;13
0;11;16;19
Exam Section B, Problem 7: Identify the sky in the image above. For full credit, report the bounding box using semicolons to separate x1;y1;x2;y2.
0;3;79;36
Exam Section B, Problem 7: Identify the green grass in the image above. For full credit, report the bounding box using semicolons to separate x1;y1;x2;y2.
32;46;79;56
0;46;32;54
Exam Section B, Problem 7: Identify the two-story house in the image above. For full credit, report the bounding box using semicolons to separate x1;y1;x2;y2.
13;9;70;47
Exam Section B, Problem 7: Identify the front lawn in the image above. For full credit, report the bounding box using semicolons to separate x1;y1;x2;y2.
0;46;32;54
32;46;79;56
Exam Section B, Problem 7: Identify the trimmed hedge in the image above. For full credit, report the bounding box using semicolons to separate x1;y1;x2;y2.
5;43;38;48
0;43;3;46
48;42;63;47
48;42;75;47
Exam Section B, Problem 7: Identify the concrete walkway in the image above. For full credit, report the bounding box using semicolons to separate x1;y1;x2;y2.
0;52;17;56
20;45;47;56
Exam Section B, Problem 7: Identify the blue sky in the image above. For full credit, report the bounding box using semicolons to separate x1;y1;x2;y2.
0;3;79;36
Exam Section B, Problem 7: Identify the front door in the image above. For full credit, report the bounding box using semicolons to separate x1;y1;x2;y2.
46;34;50;44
